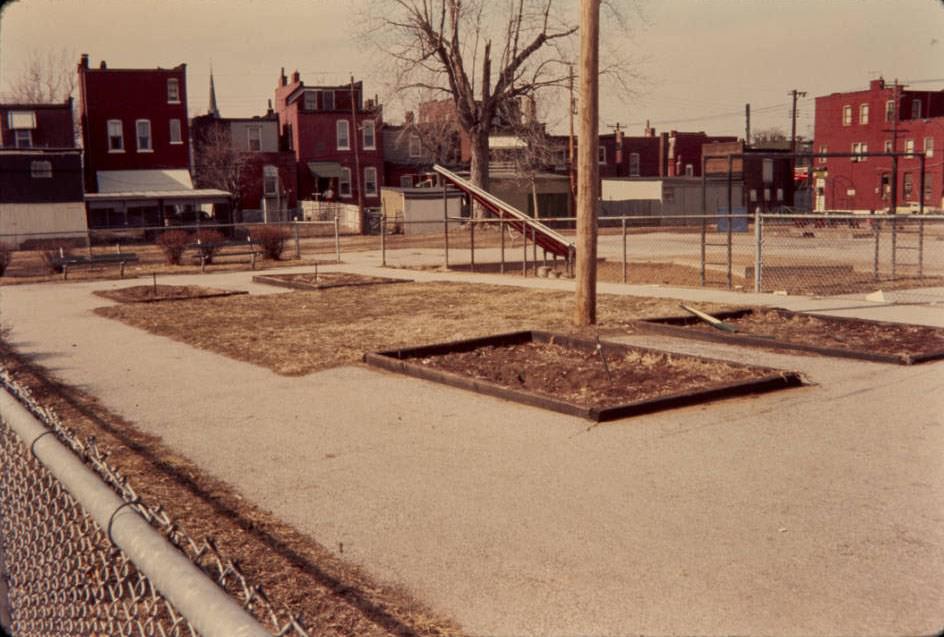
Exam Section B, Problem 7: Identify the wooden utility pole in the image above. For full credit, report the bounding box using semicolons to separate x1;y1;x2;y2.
568;64;576;214
789;89;807;154
574;0;600;327
350;76;365;228
745;103;751;144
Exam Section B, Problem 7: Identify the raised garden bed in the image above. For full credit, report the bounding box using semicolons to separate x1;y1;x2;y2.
635;308;944;365
95;284;247;304
364;331;802;421
253;272;412;290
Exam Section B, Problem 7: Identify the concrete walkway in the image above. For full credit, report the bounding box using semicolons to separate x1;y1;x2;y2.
1;259;942;636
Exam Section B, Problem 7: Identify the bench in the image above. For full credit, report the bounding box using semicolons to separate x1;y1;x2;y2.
53;251;139;279
188;239;262;271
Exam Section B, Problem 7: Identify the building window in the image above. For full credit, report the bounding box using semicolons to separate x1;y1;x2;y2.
167;78;180;104
13;130;32;148
30;160;52;178
903;173;913;199
764;188;771;202
925;176;933;202
263;165;279;196
400;175;413;187
336;120;350;150
885;100;895;122
338;167;352;197
762;158;774;182
408;134;421;158
851;142;868;162
107;119;124;152
304;91;317;111
905;139;915;157
912;98;922;119
364;166;378;196
169;119;182;144
684;164;694;177
247;126;262;152
842;105;852;126
776;187;784;201
818;145;827;164
749;189;757;202
598;146;606;164
8;111;36;129
859;103;869;125
322;91;335;111
628;152;640;176
884;139;893;153
362;120;376;150
136;119;152;152
924;137;934;158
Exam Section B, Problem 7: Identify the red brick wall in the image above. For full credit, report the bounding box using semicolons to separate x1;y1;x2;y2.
78;62;190;192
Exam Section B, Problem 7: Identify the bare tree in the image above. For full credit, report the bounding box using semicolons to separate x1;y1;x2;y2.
751;127;788;144
2;49;76;103
192;122;247;212
371;0;580;213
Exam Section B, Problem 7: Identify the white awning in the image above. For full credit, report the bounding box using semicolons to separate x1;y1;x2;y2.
96;169;194;193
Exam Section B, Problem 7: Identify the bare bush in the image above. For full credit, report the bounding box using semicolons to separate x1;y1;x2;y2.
155;230;190;265
250;226;290;261
192;229;225;264
0;245;11;277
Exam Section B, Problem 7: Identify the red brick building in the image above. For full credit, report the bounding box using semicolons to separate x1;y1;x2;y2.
703;140;796;211
1;100;75;148
274;70;384;207
813;78;944;211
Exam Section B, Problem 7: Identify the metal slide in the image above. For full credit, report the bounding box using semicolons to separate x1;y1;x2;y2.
433;164;575;259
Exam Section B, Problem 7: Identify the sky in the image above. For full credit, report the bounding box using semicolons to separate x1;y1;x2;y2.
1;0;942;139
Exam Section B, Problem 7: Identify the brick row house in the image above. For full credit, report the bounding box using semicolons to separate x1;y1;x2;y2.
814;78;944;212
0;100;87;244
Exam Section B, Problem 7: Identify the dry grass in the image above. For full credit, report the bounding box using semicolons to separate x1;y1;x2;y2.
95;281;735;376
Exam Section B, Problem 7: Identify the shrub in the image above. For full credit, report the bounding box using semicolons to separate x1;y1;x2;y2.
250;226;290;261
0;244;10;277
192;229;225;264
156;230;190;265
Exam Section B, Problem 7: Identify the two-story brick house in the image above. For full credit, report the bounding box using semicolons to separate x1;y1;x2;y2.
78;54;230;228
814;78;944;211
0;100;87;245
274;70;384;209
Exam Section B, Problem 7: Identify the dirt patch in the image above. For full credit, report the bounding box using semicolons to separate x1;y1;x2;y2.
641;308;944;364
253;272;411;291
95;284;247;303
377;334;801;420
94;282;737;376
0;345;461;636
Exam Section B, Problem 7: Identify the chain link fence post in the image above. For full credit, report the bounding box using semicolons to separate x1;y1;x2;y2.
293;222;301;260
873;218;881;281
754;212;763;293
334;216;341;264
621;217;628;284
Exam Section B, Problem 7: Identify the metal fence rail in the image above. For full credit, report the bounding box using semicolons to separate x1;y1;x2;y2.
0;372;310;636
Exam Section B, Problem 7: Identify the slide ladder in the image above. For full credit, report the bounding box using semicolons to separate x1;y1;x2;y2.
433;164;575;260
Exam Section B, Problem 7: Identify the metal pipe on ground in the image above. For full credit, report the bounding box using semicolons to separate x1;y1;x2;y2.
0;388;270;637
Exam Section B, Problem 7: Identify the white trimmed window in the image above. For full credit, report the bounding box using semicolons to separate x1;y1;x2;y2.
629;152;640;176
30;160;52;178
362;120;376;150
136;119;152;152
851;142;867;162
167;78;180;104
884;139;893;153
598;146;606;164
364;166;378;196
924;137;934;158
408;134;421;158
842;105;852;126
107;119;124;152
8;111;36;129
247;126;262;152
263;165;279;196
169;119;182;144
905;139;915;157
912;98;922;119
338;167;352;197
336;119;350;150
885;100;895;122
14;130;32;148
304;91;317;111
859;103;869;124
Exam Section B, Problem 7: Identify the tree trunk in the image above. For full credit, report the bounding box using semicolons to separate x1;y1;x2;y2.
469;129;490;218
574;0;600;327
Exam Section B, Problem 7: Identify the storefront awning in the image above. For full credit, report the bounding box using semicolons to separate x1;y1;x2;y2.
308;161;343;179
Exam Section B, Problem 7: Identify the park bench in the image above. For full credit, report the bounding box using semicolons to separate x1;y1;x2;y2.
53;249;139;279
188;238;262;271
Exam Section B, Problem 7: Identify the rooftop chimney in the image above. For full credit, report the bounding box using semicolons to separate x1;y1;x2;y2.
291;70;300;83
280;67;287;87
80;53;89;69
99;60;107;69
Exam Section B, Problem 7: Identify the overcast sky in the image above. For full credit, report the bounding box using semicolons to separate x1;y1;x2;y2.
1;0;942;139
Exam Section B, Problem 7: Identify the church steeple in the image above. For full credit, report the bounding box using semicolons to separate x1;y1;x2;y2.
208;66;220;117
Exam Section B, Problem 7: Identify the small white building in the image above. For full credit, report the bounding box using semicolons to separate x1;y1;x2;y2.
380;187;464;235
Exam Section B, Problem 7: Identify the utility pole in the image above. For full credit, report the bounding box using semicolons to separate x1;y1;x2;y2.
574;0;600;327
881;80;907;214
745;103;751;144
568;65;576;215
350;75;364;230
606;122;624;176
789;89;807;154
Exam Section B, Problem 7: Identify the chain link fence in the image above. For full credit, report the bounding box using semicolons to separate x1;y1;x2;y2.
0;371;311;636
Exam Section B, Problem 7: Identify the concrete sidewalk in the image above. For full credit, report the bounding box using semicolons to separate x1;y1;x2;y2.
1;263;942;636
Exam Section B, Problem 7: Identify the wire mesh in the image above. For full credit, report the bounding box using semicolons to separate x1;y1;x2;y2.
0;372;310;636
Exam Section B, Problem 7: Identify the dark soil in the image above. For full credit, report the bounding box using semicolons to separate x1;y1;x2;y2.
95;284;246;303
253;272;410;290
417;340;764;408
692;309;944;358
